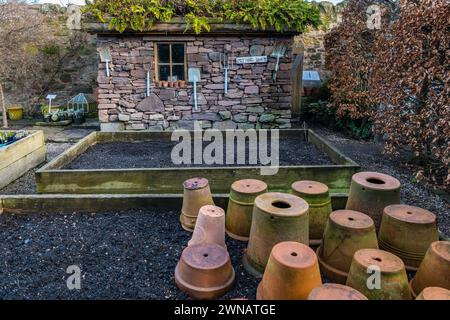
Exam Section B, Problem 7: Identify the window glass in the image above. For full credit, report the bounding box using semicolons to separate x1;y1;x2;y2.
172;65;185;81
157;44;170;63
158;65;170;81
172;44;185;63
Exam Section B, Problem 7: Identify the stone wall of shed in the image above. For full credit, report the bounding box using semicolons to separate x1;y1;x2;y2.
96;35;294;131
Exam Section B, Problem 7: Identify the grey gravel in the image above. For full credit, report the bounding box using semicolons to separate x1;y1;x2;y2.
0;209;258;300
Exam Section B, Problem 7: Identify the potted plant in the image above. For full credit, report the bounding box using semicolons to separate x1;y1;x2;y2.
7;105;23;121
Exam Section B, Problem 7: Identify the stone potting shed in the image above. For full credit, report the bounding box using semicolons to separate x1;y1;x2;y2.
86;19;303;131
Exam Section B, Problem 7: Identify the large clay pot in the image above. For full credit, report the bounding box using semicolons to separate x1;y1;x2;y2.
243;192;309;278
226;179;268;241
346;248;412;300
256;241;322;300
188;205;226;248
180;177;215;232
317;210;378;284
410;241;450;298
175;243;235;299
416;287;450;300
379;204;438;271
291;180;332;245
307;283;368;300
346;172;401;231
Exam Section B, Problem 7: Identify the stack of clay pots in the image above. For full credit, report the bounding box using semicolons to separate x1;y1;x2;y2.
174;173;449;301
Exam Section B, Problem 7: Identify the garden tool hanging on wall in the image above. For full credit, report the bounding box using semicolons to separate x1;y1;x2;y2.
188;68;201;112
144;62;151;97
99;47;112;77
220;53;231;94
271;43;287;81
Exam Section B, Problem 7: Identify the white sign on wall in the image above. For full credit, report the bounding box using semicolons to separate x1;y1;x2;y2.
236;56;268;64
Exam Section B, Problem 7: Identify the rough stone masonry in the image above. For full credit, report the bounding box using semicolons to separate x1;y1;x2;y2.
96;34;294;131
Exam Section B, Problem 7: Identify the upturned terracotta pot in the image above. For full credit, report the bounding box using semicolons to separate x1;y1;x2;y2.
379;205;438;271
180;177;215;232
243;193;309;278
291;180;332;245
410;241;450;298
175;243;235;299
416;287;450;300
226;179;268;241
317;210;378;284
346;171;401;231
256;241;322;300
188;205;226;248
307;283;368;300
346;249;412;300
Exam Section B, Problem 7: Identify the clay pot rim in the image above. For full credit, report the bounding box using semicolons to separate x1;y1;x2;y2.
330;210;375;230
417;287;450;300
291;180;329;196
175;262;235;299
181;243;230;271
353;171;401;191
431;241;450;261
308;283;368;300
316;246;349;282
179;213;195;232
353;249;405;274
384;204;436;225
183;177;209;190
225;229;249;242
271;241;317;270
231;179;268;195
409;279;419;298
255;192;309;217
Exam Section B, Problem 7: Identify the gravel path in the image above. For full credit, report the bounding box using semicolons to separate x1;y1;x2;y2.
0;209;258;300
63;137;334;169
311;125;450;238
0;143;73;195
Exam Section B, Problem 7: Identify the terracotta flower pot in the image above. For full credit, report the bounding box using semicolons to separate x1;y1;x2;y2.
226;179;268;241
175;243;235;299
256;241;322;300
410;241;450;298
379;204;439;271
307;283;368;300
346;249;412;300
188;205;226;248
243;193;309;278
346;171;401;231
180;177;215;232
416;287;450;300
291;180;332;245
317;210;378;284
179;80;186;88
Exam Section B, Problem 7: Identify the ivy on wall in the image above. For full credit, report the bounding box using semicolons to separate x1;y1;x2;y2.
84;0;322;34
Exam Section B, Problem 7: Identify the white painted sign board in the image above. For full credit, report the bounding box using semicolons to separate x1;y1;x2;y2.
236;56;268;64
46;94;57;100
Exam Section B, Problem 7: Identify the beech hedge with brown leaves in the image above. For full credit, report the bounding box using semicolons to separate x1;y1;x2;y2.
325;0;449;187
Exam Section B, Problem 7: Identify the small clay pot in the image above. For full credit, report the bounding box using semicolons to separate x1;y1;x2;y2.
346;248;412;300
416;287;450;300
188;205;226;248
257;241;322;300
379;205;439;271
410;241;450;298
346;171;401;231
162;81;169;87
307;283;368;300
244;193;309;278
180;177;215;232
291;180;332;245
226;179;268;241
179;80;186;87
175;243;235;299
317;210;378;284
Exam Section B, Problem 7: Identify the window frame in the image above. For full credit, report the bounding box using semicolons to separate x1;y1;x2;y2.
154;42;187;82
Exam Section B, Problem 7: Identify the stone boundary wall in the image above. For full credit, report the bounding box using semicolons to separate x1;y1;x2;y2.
96;35;294;131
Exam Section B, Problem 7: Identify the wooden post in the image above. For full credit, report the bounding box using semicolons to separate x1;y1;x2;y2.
0;83;8;129
291;52;304;119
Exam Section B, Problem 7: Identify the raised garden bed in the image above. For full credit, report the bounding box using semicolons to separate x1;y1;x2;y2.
35;130;359;202
0;130;46;189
